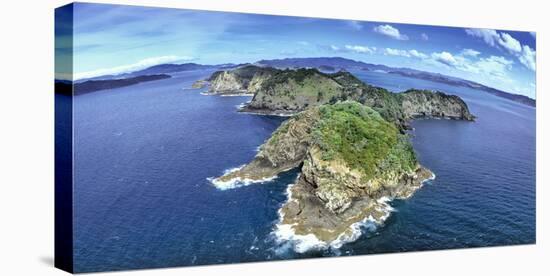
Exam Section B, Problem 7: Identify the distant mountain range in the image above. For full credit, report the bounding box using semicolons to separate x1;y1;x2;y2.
63;57;534;107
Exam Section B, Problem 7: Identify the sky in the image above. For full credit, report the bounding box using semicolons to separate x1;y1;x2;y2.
56;3;537;98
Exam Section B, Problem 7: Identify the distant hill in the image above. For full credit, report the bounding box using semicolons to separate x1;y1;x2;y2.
77;63;239;82
73;74;171;95
256;57;393;72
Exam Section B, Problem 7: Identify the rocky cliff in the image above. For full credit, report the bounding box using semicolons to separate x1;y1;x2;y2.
206;67;474;127
398;89;476;121
213;102;434;242
206;65;276;95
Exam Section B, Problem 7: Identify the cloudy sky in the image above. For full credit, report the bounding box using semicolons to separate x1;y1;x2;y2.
58;3;536;98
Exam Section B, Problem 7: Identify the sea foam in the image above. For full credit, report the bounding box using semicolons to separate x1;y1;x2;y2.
271;180;415;254
207;165;278;190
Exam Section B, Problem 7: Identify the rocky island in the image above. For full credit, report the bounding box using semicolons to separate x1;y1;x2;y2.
206;65;474;126
198;65;277;96
208;65;475;246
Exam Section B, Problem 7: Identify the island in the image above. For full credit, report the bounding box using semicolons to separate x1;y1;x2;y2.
73;74;171;95
206;65;475;245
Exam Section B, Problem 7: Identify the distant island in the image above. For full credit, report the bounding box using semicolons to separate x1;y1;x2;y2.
57;57;535;107
55;74;172;95
206;65;475;243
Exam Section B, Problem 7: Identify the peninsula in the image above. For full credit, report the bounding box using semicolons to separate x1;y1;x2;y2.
205;65;475;244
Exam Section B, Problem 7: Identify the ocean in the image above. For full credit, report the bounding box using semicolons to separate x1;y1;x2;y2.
72;69;535;272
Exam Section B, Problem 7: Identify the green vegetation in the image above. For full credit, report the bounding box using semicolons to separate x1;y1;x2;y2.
262;69;407;127
358;86;405;126
311;102;416;179
262;68;329;90
268;120;290;146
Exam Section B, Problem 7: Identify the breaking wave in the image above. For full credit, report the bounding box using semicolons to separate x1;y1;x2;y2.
207;165;278;190
271;173;436;253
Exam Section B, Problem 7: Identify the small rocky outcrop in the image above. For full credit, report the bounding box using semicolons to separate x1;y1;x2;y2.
191;80;208;89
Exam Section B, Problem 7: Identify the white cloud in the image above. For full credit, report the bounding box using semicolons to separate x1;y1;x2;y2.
465;29;520;53
466;28;535;71
74;55;193;80
344;45;376;54
382;47;511;80
373;24;408;40
474;56;514;78
498;33;522;53
465;29;501;47
431;51;459;67
297;41;310;46
330;45;340;51
519;45;536;71
421;33;429;41
385;48;410;57
430;50;514;80
384;48;427;59
409;49;428;59
461;48;481;57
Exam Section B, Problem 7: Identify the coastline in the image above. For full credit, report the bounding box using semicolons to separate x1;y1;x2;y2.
273;167;436;252
238;105;299;117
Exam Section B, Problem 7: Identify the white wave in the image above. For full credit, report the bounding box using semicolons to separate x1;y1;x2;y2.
239;111;295;117
426;172;436;181
220;93;254;97
207;165;278;190
272;180;396;254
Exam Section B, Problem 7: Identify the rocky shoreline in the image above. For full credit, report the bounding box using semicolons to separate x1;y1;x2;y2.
205;65;475;247
211;103;447;244
278;166;434;244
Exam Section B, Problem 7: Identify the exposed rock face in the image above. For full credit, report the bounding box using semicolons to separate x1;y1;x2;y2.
209;71;247;93
399;89;475;121
216;108;320;182
207;65;275;95
214;102;434;242
281;165;432;242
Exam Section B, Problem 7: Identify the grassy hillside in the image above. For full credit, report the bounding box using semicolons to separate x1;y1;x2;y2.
312;102;417;180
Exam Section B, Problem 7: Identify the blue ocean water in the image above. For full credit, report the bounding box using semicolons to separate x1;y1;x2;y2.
73;69;535;272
